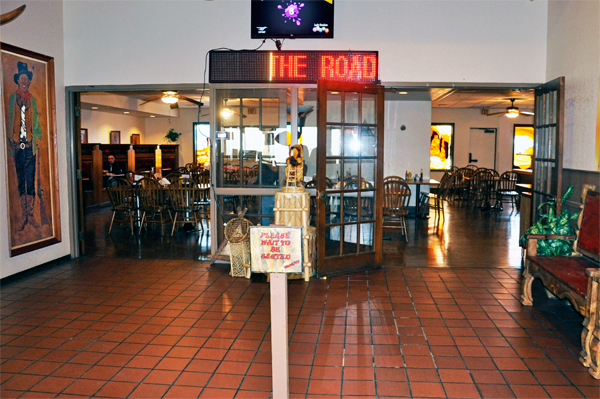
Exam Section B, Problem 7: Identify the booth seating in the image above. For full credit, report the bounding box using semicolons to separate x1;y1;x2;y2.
521;190;600;379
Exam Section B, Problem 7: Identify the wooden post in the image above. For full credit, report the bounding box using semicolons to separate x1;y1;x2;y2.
92;145;103;204
127;145;136;173
270;273;289;398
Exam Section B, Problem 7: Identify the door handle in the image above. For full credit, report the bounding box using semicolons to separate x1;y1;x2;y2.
469;153;478;163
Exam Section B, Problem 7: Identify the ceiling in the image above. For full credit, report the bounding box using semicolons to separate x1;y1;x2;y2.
82;86;535;118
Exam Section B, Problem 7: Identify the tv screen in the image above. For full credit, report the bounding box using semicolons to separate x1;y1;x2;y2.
251;0;334;39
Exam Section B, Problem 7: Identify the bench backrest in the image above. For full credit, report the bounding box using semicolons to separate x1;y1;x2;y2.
577;191;599;262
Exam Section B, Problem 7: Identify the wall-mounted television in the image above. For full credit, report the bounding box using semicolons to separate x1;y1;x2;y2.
251;0;334;39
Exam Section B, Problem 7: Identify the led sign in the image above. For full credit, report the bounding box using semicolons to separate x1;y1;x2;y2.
209;50;378;84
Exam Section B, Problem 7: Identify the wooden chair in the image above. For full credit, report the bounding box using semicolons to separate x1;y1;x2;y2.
106;178;136;235
137;177;168;235
495;171;520;212
343;175;373;190
469;169;495;210
419;172;452;229
166;178;205;235
382;176;411;241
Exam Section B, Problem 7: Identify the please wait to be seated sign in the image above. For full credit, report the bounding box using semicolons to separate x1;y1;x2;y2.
250;226;303;274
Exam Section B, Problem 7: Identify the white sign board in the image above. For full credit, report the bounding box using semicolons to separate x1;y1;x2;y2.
250;226;303;273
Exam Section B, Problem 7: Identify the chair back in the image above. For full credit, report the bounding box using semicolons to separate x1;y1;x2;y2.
382;177;411;217
473;169;495;193
343;175;374;190
465;164;478;170
164;172;182;183
106;178;133;210
138;178;164;212
498;171;519;192
166;178;203;212
437;172;454;201
174;167;189;174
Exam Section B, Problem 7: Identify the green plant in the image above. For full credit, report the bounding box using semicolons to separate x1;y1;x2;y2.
520;186;580;256
165;128;182;143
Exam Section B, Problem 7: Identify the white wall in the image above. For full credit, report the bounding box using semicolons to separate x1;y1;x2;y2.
145;108;210;166
63;1;548;86
430;108;534;180
546;0;600;171
81;110;145;144
0;1;69;278
384;100;432;206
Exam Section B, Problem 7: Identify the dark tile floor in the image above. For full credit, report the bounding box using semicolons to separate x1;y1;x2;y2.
1;205;598;398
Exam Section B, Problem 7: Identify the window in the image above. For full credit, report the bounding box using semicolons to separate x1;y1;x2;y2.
194;122;210;166
430;123;454;170
513;124;534;170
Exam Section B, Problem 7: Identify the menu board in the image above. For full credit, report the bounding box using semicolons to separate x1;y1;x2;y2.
250;226;303;273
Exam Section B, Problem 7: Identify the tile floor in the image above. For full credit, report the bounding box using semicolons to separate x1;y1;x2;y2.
1;256;599;398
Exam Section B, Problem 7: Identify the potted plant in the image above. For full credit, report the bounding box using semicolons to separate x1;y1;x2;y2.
164;128;182;143
520;186;580;256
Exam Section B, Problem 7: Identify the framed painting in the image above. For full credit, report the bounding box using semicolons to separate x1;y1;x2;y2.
81;128;88;144
1;42;61;256
109;130;120;144
130;133;140;145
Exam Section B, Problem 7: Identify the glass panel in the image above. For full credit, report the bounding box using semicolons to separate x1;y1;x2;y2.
325;226;342;257
326;192;341;224
327;125;342;157
362;93;376;124
360;192;375;222
299;88;317;182
341;225;358;255
343;126;360;157
358;223;374;252
342;160;359;188
222;98;241;127
361;159;375;185
221;128;241;186
327;91;342;123
344;92;360;124
262;98;279;126
326;159;342;189
360;126;376;157
343;193;358;222
242;98;260;127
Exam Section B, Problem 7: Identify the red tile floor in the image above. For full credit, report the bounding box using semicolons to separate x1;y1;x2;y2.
1;206;599;398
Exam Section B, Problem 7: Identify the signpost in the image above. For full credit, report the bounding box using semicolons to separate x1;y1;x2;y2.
250;226;303;399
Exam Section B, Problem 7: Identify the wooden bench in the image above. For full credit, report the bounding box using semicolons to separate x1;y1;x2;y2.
521;190;599;379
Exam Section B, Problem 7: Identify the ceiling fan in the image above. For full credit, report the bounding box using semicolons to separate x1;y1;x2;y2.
140;91;203;109
482;98;534;118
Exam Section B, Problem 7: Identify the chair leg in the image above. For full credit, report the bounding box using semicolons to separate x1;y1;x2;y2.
171;213;178;236
159;212;164;236
401;217;408;242
139;211;146;234
108;211;116;234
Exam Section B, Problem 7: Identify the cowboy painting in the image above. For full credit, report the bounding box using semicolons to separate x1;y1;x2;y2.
2;43;61;256
9;61;43;231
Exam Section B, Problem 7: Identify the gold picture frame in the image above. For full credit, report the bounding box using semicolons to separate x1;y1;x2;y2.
1;42;62;256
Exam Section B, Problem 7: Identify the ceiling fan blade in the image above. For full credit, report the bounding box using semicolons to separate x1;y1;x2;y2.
521;111;535;116
233;112;247;118
178;95;204;107
139;95;163;105
485;111;505;116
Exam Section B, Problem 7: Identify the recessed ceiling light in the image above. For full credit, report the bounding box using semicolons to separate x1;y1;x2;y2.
91;106;98;109
398;91;408;95
150;115;155;118
124;111;130;114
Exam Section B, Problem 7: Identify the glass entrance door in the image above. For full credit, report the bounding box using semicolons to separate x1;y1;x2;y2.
316;80;384;276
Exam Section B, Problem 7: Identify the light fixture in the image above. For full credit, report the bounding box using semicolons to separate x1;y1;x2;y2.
398;91;408;95
161;91;179;104
222;108;234;118
91;106;98;109
124;111;130;114
150;115;155;118
505;99;520;118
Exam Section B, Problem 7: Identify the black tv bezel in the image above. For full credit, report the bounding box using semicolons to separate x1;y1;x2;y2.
251;0;334;39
